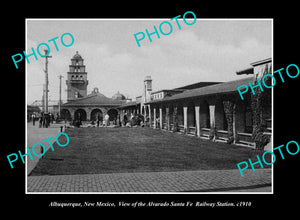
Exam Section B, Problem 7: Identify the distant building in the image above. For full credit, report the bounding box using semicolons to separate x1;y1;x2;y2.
61;52;127;122
119;58;272;148
59;51;272;148
30;100;61;115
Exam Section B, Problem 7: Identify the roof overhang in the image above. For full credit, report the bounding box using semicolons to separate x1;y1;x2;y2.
236;67;254;75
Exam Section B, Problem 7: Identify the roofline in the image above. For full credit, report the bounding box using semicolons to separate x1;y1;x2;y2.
145;77;252;105
118;102;141;108
151;89;185;94
173;81;222;90
67;72;87;74
250;58;272;66
61;103;122;107
145;90;238;105
151;82;222;95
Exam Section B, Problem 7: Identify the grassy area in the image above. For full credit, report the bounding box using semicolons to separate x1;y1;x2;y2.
30;127;262;176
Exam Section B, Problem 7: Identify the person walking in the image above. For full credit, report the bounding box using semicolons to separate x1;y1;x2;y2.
32;114;35;126
39;112;43;128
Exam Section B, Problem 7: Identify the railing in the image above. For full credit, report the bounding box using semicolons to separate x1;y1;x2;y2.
188;126;196;135
149;120;270;149
236;132;254;147
201;128;210;139
216;130;229;142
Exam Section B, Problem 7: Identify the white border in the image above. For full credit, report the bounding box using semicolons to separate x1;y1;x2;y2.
25;18;274;195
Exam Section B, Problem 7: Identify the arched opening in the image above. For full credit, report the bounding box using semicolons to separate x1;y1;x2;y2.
162;106;166;129
107;108;118;124
177;104;183;126
169;105;174;129
245;101;253;133
235;101;246;133
200;100;210;128
141;106;145;115
187;102;195;127
153;106;159;127
215;100;227;130
90;109;103;122
61;109;71;121
74;109;87;121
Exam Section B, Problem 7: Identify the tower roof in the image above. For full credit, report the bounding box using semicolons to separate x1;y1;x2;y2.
72;51;83;59
144;75;152;81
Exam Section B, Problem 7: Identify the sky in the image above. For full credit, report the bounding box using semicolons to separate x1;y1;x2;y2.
26;19;272;104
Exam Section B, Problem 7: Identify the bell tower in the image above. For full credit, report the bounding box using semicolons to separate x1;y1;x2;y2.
66;51;88;101
140;75;152;115
143;75;152;103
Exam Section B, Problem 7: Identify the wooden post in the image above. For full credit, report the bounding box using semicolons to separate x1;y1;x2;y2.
148;105;151;127
209;105;215;128
153;107;156;129
159;107;163;129
183;106;188;134
195;106;200;137
209;105;216;141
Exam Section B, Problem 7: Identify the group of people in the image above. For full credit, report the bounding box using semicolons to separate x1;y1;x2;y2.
87;113;145;128
123;113;145;127
77;113;112;128
30;112;56;128
94;113;113;127
29;111;147;129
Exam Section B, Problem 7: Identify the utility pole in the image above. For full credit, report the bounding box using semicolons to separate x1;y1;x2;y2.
43;49;52;112
42;85;45;111
58;75;63;116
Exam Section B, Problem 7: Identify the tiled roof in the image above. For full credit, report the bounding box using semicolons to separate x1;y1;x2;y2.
118;101;140;108
146;77;252;104
62;93;124;106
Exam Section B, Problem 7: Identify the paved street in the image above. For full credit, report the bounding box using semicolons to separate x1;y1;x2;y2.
27;168;271;193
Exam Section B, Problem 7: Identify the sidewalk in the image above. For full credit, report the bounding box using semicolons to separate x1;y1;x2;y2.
27;168;271;193
26;122;66;175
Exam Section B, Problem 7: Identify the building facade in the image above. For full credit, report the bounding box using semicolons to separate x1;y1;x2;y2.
61;52;127;123
119;58;272;149
60;52;272;148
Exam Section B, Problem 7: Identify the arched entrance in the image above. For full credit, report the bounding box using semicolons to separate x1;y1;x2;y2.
107;108;118;124
61;109;71;121
90;109;103;122
187;101;195;127
215;100;227;130
74;109;87;121
200;100;210;128
177;103;183;126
